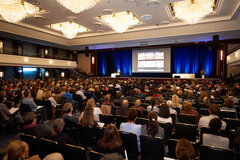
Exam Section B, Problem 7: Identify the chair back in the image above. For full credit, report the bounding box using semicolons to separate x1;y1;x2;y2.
38;138;60;158
140;135;164;160
219;111;236;119
99;114;114;126
19;103;32;116
19;133;38;156
199;108;210;116
200;144;233;160
115;115;127;129
178;114;196;124
172;107;180;116
62;143;87;160
170;114;176;127
136;117;148;125
175;123;197;142
89;151;105;160
119;131;138;160
158;123;172;141
223;118;240;131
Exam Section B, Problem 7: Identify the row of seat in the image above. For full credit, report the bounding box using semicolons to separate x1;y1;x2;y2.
19;132;233;160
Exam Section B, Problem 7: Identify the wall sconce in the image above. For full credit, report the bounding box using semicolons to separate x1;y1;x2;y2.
235;50;240;58
45;49;49;56
49;60;53;64
0;71;3;78
61;72;65;77
92;57;95;64
220;50;223;61
45;71;49;77
24;57;29;63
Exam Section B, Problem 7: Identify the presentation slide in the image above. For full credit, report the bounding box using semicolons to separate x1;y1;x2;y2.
132;48;171;73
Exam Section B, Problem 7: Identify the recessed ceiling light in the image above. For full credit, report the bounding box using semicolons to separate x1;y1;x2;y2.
93;22;102;27
102;9;113;15
147;0;160;7
141;15;152;21
125;0;137;3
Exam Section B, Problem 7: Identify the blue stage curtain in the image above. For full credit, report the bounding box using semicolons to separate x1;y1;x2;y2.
98;50;132;77
172;44;216;77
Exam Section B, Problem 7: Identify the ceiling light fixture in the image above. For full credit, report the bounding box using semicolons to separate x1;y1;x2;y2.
171;0;215;24
0;0;43;23
49;21;88;39
56;0;101;14
96;11;141;33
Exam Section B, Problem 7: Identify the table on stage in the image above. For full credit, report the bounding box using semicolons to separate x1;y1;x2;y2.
172;73;195;79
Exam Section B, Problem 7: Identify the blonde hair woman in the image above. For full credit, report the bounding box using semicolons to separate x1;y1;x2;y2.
172;94;182;110
36;89;43;100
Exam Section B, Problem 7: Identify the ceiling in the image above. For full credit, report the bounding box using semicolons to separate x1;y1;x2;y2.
0;0;240;50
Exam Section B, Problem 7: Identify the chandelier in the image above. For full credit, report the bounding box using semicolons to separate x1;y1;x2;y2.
56;0;101;14
49;21;88;39
0;0;43;23
96;11;141;33
171;0;215;24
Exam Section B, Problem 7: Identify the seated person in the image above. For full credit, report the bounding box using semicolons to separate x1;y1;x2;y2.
3;140;40;160
203;118;229;149
181;101;199;123
63;103;80;124
146;97;159;113
120;109;141;152
198;103;226;130
43;153;64;160
22;89;48;123
158;104;172;124
96;124;124;156
131;99;145;116
80;105;99;127
0;96;23;125
62;89;73;104
222;98;237;112
141;111;164;138
115;100;129;116
52;118;76;145
101;95;113;115
175;138;195;160
22;112;54;138
88;98;102;122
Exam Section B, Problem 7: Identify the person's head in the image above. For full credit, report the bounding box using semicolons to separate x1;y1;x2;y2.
44;91;52;100
121;99;129;108
4;140;29;160
53;118;65;133
63;103;73;114
203;97;210;107
209;118;222;134
81;105;94;127
166;100;173;108
116;91;122;98
150;97;157;107
186;91;193;99
200;91;208;100
127;109;138;122
224;98;234;108
55;88;61;94
135;99;141;107
23;112;37;125
228;91;234;97
177;90;183;96
100;153;124;160
104;95;110;103
159;104;170;118
157;96;164;104
36;89;43;100
209;103;220;115
172;94;180;106
99;124;122;151
182;101;192;112
23;89;30;98
175;138;195;160
147;111;159;137
213;91;220;98
87;98;96;107
43;153;64;160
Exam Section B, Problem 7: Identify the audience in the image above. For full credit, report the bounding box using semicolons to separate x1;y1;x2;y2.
63;103;79;124
101;95;113;115
80;105;99;127
120;109;141;152
141;111;164;138
202;118;229;149
175;138;195;160
96;124;124;156
198;103;226;130
181;101;199;123
131;99;145;116
158;104;172;124
115;100;129;116
146;97;159;113
3;140;40;160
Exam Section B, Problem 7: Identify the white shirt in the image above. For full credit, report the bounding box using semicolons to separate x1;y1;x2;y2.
169;108;177;115
198;115;226;130
76;90;86;100
120;122;142;152
203;134;229;149
93;107;102;122
146;105;159;113
115;84;121;90
157;116;172;124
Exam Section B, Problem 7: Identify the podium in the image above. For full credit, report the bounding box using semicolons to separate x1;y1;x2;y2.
111;73;120;77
